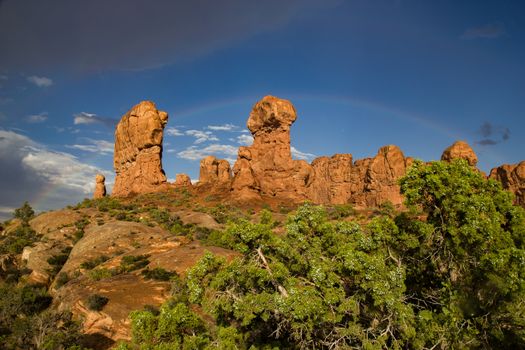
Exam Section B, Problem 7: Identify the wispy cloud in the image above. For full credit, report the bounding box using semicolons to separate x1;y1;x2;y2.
291;146;316;160
234;134;254;145
475;121;510;146
26;112;48;123
67;138;114;154
166;127;184;136
73;112;118;128
177;143;237;161
186;129;219;144
207;123;238;131
27;75;53;87
461;23;505;39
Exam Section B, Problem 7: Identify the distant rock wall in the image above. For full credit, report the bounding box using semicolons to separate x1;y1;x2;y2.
489;162;525;206
112;101;168;197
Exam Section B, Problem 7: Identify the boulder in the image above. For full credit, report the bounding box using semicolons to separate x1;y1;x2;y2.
174;174;192;187
489;161;525;207
112;101;168;197
93;174;106;199
441;140;478;166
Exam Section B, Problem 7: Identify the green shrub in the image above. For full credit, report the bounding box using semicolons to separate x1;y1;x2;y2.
86;294;109;311
80;255;109;270
141;267;177;281
327;203;355;219
54;272;70;288
46;248;71;276
0;225;41;254
88;268;116;281
120;254;150;272
13;201;35;224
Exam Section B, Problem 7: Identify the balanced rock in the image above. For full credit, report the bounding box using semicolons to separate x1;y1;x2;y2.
489;161;525;207
199;156;231;184
441;141;478;166
174;174;192;187
232;96;312;201
112;101;168;197
93;174;106;199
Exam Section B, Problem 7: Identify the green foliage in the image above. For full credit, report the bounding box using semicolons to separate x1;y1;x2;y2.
54;272;70;288
47;246;72;276
88;268;116;281
13;201;35;224
120;254;150;272
327;203;355;220
141;267;177;281
86;294;109;311
0;224;41;254
80;255;110;270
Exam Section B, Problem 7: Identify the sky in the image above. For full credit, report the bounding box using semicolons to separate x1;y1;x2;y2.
0;0;524;220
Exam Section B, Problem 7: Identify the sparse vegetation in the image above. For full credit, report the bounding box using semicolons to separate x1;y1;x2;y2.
13;201;35;224
88;267;116;281
141;267;177;281
80;255;110;270
120;254;150;272
86;294;109;311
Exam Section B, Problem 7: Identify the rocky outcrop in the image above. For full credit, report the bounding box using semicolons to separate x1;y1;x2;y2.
306;146;410;207
112;101;168;197
231;96;313;202
93;174;106;199
174;174;192;187
199;156;231;184
489;161;525;206
441;140;478;166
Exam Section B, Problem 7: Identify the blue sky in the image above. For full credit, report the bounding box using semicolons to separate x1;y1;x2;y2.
0;0;524;219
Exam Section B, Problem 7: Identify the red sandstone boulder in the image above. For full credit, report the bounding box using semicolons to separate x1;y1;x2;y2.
441;141;478;166
489;161;525;207
112;101;168;197
174;174;192;187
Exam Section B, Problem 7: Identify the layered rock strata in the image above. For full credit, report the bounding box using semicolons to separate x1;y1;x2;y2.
112;101;168;197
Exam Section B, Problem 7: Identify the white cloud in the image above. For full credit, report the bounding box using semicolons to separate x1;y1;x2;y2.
74;112;98;125
186;129;219;144
166;127;184;136
0;129;111;219
291;146;316;161
27;75;53;87
26;112;48;123
177;143;238;161
67;138;114;154
73;112;117;127
207;123;238;131
235;134;253;146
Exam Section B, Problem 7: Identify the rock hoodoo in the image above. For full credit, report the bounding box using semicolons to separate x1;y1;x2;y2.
231;95;313;201
93;174;106;199
199;156;232;184
441;140;478;166
489;161;525;206
112;101;168;197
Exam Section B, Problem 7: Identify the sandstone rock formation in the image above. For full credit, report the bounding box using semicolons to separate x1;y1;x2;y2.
112;101;168;197
174;173;192;187
231;96;313;201
489;161;525;206
199;156;232;184
441;140;478;166
306;146;410;207
93;174;106;199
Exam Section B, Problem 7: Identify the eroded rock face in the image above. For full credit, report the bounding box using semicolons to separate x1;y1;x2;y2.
112;101;168;197
489;161;525;207
174;174;192;187
306;146;410;207
441;141;478;166
231;96;313;201
93;174;106;199
199;156;231;184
